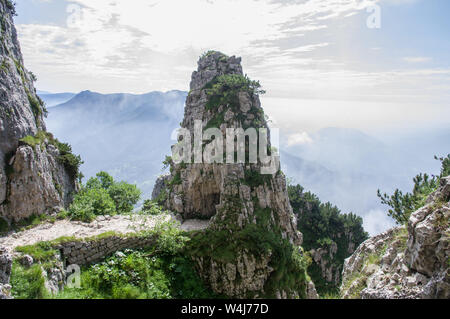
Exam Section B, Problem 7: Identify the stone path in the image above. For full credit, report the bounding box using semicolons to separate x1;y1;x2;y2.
0;214;210;251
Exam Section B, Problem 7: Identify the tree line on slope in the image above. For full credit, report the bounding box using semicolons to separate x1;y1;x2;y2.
288;182;369;295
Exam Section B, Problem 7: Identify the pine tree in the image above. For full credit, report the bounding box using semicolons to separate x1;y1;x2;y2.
378;154;450;225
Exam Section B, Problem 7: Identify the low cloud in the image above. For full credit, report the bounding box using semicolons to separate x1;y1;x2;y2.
363;209;396;236
287;132;313;146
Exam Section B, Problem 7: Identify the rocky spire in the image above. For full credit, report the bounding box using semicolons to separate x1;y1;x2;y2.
154;51;317;298
0;1;78;224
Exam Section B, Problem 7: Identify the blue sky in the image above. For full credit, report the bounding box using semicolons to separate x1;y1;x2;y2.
13;0;450;134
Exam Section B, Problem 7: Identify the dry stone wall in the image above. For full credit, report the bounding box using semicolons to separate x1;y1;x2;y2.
55;234;156;266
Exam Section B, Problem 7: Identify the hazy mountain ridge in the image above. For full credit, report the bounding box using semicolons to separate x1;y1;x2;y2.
38;92;76;107
45;90;187;200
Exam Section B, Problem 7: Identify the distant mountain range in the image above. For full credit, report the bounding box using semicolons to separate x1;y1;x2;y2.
41;90;450;234
44;90;186;202
38;90;76;107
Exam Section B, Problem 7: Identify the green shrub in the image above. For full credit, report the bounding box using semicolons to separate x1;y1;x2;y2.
95;171;115;189
67;171;142;221
10;262;49;299
28;93;43;123
19;130;83;179
108;182;142;214
68;187;116;222
162;156;173;171
153;222;189;256
141;200;165;215
56;249;207;299
168;171;182;188
153;188;168;206
204;74;265;111
55;141;83;179
242;168;272;188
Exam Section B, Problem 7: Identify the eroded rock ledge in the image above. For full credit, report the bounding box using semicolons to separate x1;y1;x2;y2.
341;177;450;299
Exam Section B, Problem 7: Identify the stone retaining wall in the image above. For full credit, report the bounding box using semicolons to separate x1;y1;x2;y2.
55;234;156;266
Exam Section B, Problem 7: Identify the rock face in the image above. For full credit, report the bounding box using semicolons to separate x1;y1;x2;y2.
0;1;77;223
0;246;12;299
307;230;363;293
155;51;315;298
310;242;341;285
341;177;450;299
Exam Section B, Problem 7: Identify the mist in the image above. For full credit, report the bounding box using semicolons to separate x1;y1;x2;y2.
45;92;449;236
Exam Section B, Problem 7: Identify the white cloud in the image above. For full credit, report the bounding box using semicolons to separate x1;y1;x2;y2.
403;56;432;63
363;209;396;236
16;0;379;93
287;132;313;146
285;43;329;53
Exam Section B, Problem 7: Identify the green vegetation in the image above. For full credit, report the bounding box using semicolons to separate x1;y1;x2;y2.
19;130;83;180
55;141;82;179
10;262;49;299
108;182;142;214
68;187;116;222
27;92;44;122
153;188;168;206
187;190;311;298
204;111;225;131
141;200;167;216
241;168;272;188
162;155;173;171
56;249;216;299
12;58;47;123
11;222;217;299
67;171;141;222
378;154;450;225
167;171;182;189
288;183;368;295
0;59;8;73
204;74;265;112
199;50;226;61
15;241;58;263
5;0;17;16
0;217;8;233
200;50;218;59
